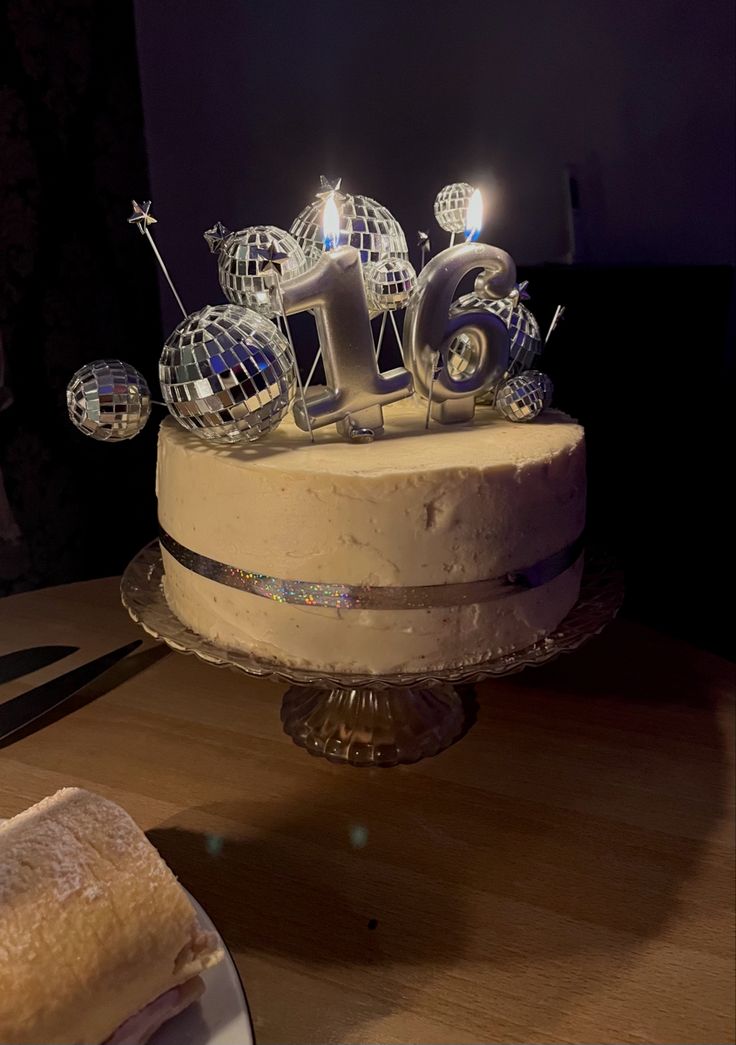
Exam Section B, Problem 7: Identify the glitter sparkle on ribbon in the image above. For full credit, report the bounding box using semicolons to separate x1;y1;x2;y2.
160;529;584;610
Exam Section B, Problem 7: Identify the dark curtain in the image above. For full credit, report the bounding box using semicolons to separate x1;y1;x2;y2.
0;0;161;596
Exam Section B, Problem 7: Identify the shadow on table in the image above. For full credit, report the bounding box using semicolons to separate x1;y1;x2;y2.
149;619;729;1043
149;804;461;1039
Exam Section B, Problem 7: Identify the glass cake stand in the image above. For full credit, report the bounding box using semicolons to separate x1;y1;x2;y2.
121;542;623;767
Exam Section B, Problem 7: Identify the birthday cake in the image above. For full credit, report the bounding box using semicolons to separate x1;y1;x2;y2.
156;399;585;674
67;178;586;678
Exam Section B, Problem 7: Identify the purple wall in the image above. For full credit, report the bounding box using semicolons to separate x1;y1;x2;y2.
133;0;735;330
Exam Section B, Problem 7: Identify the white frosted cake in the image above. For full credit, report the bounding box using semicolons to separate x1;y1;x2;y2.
156;399;585;674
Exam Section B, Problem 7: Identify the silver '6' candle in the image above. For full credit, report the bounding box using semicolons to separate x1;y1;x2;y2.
279;194;413;440
403;240;517;425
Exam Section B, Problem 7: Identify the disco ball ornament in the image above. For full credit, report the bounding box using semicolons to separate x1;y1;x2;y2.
434;183;475;233
290;192;409;265
495;370;553;423
445;334;477;378
210;226;309;317
531;369;554;409
449;289;542;380
363;257;417;312
66;360;151;442
159;303;295;444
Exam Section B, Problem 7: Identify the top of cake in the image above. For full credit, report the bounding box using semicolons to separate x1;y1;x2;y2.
158;398;583;479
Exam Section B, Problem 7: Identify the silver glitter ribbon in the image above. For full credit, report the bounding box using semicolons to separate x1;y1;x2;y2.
160;529;584;610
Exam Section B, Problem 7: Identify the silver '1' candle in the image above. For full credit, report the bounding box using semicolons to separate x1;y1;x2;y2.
279;194;413;440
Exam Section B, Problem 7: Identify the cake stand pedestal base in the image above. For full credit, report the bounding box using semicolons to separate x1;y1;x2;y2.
280;684;465;767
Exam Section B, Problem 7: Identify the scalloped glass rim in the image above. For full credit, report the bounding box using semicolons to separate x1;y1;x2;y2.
120;542;624;688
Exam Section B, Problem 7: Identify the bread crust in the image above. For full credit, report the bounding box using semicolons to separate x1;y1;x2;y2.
0;789;222;1045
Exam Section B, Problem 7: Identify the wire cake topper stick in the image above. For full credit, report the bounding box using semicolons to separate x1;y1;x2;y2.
545;305;566;343
128;201;187;319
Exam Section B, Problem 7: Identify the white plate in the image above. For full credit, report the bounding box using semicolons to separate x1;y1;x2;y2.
0;819;253;1045
151;893;254;1045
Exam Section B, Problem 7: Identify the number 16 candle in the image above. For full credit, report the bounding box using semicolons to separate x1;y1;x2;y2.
279;194;413;439
404;189;517;426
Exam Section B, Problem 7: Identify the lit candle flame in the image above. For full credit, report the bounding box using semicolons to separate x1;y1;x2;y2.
464;188;483;243
323;192;340;251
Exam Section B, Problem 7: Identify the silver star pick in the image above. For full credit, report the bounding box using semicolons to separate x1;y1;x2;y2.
254;241;290;276
316;175;345;201
417;230;431;252
128;200;157;235
508;280;530;308
203;221;231;254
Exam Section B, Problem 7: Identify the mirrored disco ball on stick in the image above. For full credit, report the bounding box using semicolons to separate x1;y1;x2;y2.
290;192;409;264
159;304;295;444
363;257;417;312
471;278;542;376
434;182;475;233
449;288;542;388
495;370;553;422
206;225;309;317
66;360;151;441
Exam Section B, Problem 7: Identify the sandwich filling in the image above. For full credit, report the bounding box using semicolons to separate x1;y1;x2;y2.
104;977;205;1045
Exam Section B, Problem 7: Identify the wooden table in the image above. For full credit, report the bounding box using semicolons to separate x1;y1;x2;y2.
1;579;734;1045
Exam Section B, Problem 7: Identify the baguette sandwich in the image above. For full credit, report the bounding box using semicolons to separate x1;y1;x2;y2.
0;788;223;1044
